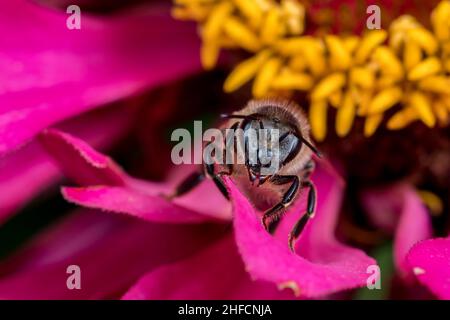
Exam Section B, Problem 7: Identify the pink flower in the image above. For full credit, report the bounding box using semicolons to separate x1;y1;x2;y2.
0;0;448;301
29;129;374;299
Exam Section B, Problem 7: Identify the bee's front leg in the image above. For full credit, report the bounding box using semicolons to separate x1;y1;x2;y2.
288;180;316;252
262;175;299;234
204;162;230;200
165;169;205;200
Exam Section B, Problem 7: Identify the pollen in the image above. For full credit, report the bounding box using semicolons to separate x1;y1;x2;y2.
173;0;450;140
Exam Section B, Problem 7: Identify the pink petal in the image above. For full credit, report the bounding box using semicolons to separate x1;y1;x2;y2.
362;185;432;278
41;129;232;222
0;209;222;299
406;237;450;300
0;1;200;154
228;166;377;298
62;186;225;224
0;104;133;223
394;188;432;279
39;128;127;186
123;235;294;300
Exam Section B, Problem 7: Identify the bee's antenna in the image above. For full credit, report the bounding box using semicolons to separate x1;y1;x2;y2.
299;137;323;158
220;114;258;121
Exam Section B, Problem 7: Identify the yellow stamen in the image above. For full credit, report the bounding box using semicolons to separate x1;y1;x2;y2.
367;87;403;114
277;37;326;76
174;0;450;140
223;17;261;52
200;41;220;69
325;35;352;70
309;99;328;141
271;69;314;90
311;73;346;101
202;2;233;40
444;59;450;72
389;15;420;53
387;107;418;129
403;41;422;70
418;76;450;94
275;37;307;55
409;91;436;127
282;0;305;35
252;57;282;97
336;90;356;137
364;114;384;137
328;90;342;108
432;99;449;124
355;30;388;64
357;90;374;116
350;67;375;89
418;190;443;216
288;55;307;71
300;38;326;76
431;0;450;42
376;76;399;89
223;49;272;92
443;96;450;112
261;7;284;45
408;28;439;55
408;57;442;81
342;36;360;54
373;46;404;80
232;0;264;29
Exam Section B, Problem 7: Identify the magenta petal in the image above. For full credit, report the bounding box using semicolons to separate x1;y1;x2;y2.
394;188;432;278
39;129;127;186
123;235;293;300
62;186;225;224
406;237;450;300
0;1;200;155
228;167;377;298
0;141;59;223
0;210;222;299
0;104;132;223
41;129;232;222
362;185;432;278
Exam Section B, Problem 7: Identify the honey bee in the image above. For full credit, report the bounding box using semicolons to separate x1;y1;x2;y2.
168;99;321;251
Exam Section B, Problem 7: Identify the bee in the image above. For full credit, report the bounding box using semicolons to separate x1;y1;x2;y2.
168;99;321;251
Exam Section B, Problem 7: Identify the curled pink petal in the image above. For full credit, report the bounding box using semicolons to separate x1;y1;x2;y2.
406;237;450;300
0;0;200;155
39;128;127;186
62;186;226;224
394;188;432;279
362;185;432;278
123;235;294;300
41;129;231;223
228;167;377;298
0;104;132;223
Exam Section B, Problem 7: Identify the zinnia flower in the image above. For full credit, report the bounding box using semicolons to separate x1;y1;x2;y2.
0;0;448;300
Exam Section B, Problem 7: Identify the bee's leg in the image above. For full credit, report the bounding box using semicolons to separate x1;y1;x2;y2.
288;180;316;252
221;121;239;176
262;175;299;233
204;162;230;200
202;135;231;200
166;169;205;200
